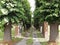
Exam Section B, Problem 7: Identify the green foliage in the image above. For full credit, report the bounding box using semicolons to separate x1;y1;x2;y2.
0;0;31;31
34;0;60;24
0;0;28;31
21;0;31;28
0;0;25;23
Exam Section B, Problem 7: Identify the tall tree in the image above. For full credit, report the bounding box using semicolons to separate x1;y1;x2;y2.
21;0;31;30
34;0;60;43
0;0;26;41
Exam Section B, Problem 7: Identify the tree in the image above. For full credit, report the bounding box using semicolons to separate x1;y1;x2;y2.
21;0;31;30
0;0;26;41
34;0;60;43
34;0;49;37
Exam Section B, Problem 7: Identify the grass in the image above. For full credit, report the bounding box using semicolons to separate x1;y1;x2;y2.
12;29;23;43
0;37;23;45
0;31;4;40
21;31;26;37
36;30;43;38
57;42;60;45
29;33;32;38
28;30;32;38
21;30;32;37
26;38;33;45
40;42;60;45
0;30;23;44
0;29;15;40
40;42;48;45
11;30;15;37
12;37;23;43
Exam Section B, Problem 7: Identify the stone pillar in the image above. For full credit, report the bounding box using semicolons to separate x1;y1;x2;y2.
39;23;43;33
58;25;60;42
15;25;19;37
40;25;42;33
48;23;58;45
15;25;21;38
42;21;48;38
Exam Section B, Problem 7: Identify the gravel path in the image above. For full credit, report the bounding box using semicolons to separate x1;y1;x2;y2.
15;32;30;45
15;38;27;45
33;31;41;45
15;25;41;45
15;31;41;45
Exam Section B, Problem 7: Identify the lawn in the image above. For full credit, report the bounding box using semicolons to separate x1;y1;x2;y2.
26;38;33;45
40;42;48;45
58;42;60;45
36;30;43;38
21;29;33;38
11;29;23;42
29;32;32;38
0;28;15;40
12;37;23;43
11;29;15;37
0;31;4;40
40;42;60;45
28;30;33;38
21;31;26;37
0;30;23;44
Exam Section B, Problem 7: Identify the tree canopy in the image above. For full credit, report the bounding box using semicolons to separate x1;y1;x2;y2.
0;0;27;30
21;0;31;29
34;0;60;24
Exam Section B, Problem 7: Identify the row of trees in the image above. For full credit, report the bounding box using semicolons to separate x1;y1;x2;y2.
0;0;60;43
21;0;31;30
34;0;60;42
0;0;31;42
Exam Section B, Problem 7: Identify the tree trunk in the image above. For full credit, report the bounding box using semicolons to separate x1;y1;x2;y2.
4;22;12;42
49;23;58;42
42;21;48;38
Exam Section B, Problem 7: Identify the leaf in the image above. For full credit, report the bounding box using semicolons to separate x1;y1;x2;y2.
0;8;8;15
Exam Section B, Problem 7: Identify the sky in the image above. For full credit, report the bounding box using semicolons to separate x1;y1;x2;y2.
28;0;35;15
